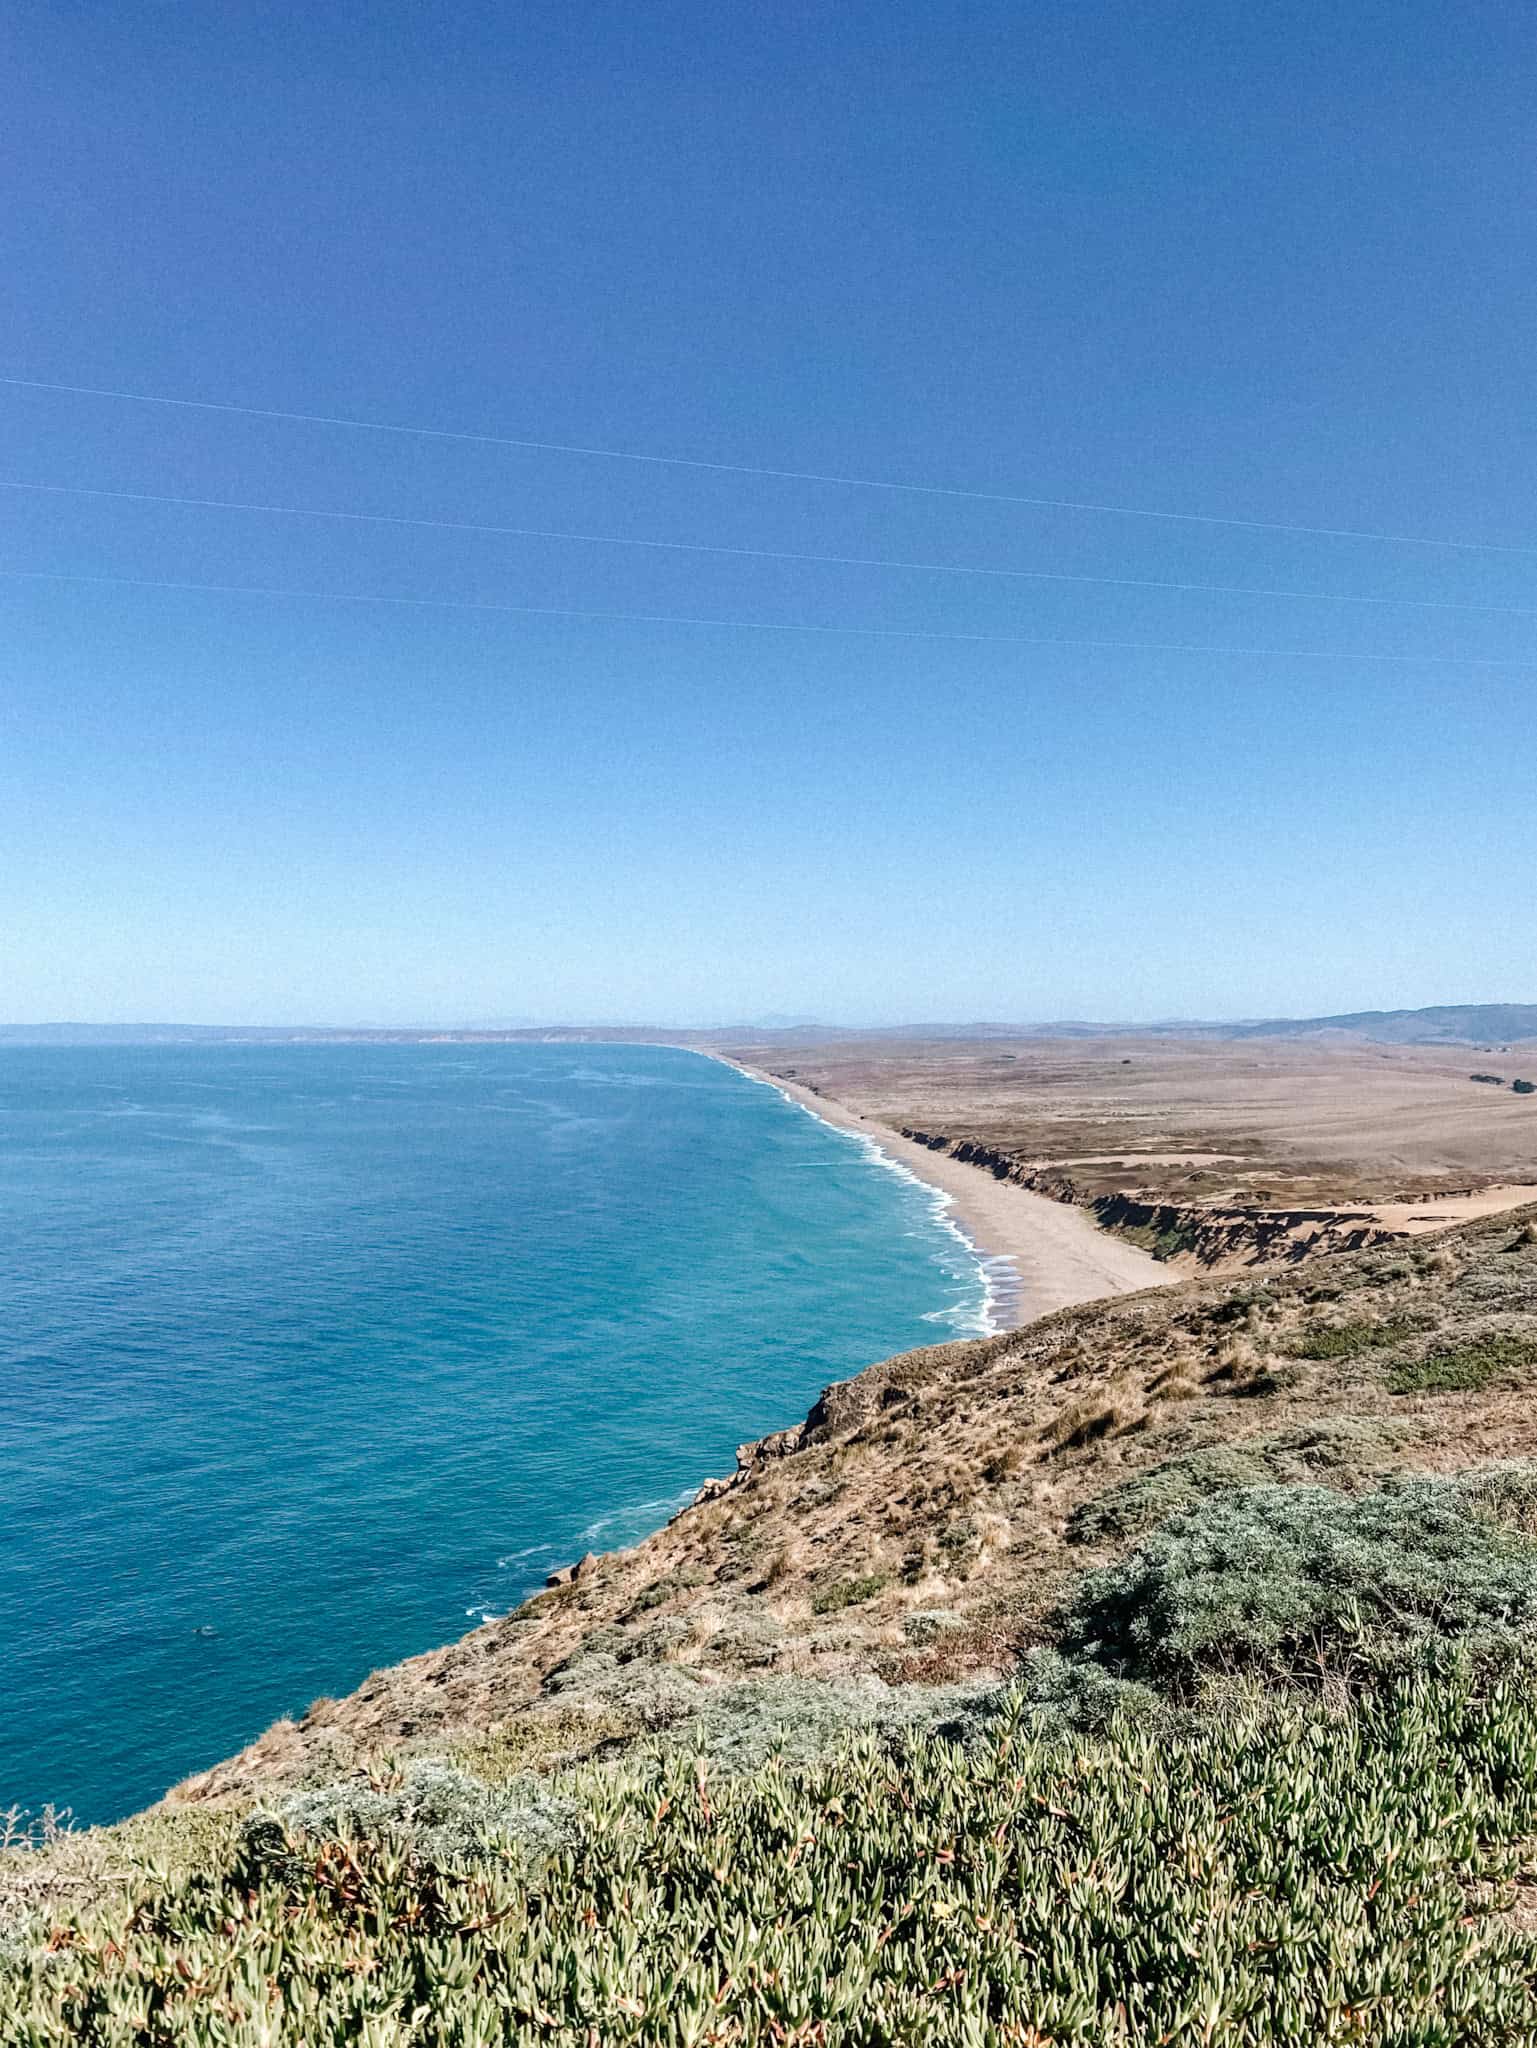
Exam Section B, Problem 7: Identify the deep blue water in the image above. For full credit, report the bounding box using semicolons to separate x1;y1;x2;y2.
0;1043;990;1825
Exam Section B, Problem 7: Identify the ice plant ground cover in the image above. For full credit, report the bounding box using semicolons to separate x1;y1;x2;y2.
10;1664;1537;2044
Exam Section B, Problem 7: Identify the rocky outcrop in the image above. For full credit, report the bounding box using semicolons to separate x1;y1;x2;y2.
688;1329;1022;1509
544;1551;598;1588
690;1421;816;1507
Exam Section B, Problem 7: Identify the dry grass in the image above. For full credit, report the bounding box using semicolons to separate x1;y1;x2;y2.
1044;1387;1146;1452
1148;1371;1202;1402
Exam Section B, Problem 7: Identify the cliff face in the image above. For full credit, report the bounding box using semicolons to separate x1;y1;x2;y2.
1089;1191;1401;1266
900;1128;1081;1204
900;1127;1405;1269
170;1205;1537;1811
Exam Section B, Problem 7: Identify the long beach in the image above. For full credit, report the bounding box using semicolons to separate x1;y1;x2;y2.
721;1059;1168;1330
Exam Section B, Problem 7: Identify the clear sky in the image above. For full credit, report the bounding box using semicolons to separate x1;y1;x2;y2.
3;1;1533;1026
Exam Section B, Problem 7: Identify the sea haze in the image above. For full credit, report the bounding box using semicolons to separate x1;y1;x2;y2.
0;1043;989;1824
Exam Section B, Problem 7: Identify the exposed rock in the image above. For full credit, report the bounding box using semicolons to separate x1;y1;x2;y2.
545;1551;597;1589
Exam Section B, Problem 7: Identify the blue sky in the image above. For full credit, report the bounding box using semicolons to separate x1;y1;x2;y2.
3;1;1533;1025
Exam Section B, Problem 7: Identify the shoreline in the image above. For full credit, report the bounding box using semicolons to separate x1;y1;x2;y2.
713;1055;1169;1331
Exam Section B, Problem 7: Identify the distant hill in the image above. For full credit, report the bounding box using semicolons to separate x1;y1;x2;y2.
1229;1003;1537;1047
713;1005;1537;1047
764;1005;1537;1047
3;1002;1535;1050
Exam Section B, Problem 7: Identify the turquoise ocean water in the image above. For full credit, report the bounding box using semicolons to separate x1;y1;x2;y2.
1;1043;994;1826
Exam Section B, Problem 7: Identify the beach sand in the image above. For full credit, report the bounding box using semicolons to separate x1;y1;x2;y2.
724;1061;1169;1330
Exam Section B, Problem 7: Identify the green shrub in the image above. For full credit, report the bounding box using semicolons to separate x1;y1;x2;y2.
654;1673;1002;1774
704;1607;787;1669
810;1571;889;1615
1288;1317;1415;1360
1061;1477;1537;1693
1389;1332;1537;1394
1260;1415;1415;1468
541;1647;704;1725
254;1759;579;1874
1067;1419;1409;1547
1110;1215;1201;1261
1015;1646;1165;1732
1206;1286;1274;1325
902;1608;966;1644
621;1577;675;1618
1514;1078;1536;1095
12;1670;1537;2043
1068;1445;1275;1545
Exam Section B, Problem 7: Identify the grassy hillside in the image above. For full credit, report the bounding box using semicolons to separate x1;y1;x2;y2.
9;1207;1537;2042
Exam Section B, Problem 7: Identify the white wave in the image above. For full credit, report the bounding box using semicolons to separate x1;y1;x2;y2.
578;1485;699;1545
720;1060;1000;1336
495;1543;556;1569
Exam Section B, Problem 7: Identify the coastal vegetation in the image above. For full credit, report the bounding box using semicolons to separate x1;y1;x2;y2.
9;1205;1537;2040
12;1670;1537;2042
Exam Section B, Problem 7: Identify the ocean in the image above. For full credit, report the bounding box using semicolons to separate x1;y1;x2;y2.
0;1042;992;1826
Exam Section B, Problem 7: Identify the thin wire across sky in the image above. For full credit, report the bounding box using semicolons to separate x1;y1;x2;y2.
11;569;1537;669
4;477;1536;620
5;372;1535;556
3;372;1534;668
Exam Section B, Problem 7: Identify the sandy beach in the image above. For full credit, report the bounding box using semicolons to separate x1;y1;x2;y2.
722;1060;1169;1330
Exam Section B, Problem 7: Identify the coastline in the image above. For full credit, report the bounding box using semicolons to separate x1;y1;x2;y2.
712;1056;1168;1331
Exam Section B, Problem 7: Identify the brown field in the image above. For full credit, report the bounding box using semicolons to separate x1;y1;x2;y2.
715;1032;1537;1210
